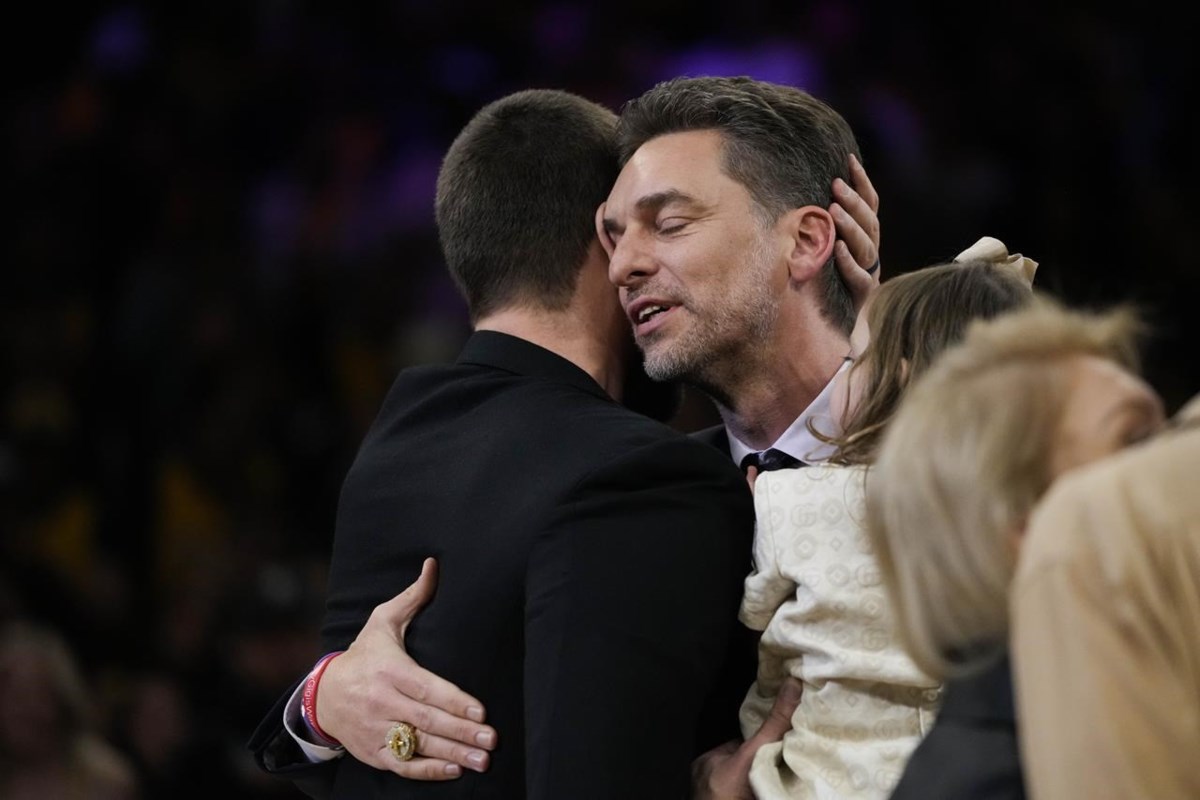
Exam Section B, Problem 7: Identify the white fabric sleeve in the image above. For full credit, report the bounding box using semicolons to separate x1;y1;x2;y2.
739;475;795;631
283;678;347;764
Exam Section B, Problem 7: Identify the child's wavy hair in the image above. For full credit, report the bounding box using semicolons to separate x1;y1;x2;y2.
817;258;1034;466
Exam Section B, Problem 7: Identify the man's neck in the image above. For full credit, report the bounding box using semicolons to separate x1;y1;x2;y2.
680;283;850;449
713;332;847;450
475;308;625;400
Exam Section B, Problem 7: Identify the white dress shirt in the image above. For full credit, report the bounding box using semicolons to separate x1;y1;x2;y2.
726;360;849;467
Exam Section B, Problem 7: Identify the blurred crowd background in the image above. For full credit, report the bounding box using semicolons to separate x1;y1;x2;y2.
3;2;1196;797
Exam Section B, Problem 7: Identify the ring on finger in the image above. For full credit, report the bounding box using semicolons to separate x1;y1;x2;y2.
386;721;419;762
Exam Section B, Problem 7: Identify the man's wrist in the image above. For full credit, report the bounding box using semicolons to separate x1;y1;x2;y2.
300;651;346;750
282;672;346;763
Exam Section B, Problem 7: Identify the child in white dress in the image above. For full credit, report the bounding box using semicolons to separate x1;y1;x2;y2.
739;238;1038;799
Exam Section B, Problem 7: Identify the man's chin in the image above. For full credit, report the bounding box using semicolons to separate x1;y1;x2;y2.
640;346;691;385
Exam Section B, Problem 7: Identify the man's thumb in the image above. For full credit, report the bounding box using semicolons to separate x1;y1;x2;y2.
373;557;439;635
748;677;801;746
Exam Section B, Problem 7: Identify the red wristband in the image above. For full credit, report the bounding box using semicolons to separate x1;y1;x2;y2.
301;651;345;747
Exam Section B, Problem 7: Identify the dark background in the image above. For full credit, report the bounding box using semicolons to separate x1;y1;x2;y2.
3;3;1196;797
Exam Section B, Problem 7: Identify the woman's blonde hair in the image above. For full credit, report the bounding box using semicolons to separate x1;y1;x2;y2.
863;295;1144;680
821;258;1034;465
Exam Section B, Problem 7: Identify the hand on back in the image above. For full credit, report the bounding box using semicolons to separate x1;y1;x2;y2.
316;558;497;780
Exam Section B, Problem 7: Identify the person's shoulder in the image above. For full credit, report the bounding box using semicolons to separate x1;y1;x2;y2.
1173;391;1200;425
756;462;866;496
550;408;745;501
607;417;743;479
688;423;729;453
543;391;714;452
1035;421;1199;523
1021;425;1199;584
753;464;867;539
1018;460;1117;576
797;462;866;483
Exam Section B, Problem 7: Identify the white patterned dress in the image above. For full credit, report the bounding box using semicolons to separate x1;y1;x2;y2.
739;464;941;799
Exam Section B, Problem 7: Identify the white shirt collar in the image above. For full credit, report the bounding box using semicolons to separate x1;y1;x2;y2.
726;359;848;466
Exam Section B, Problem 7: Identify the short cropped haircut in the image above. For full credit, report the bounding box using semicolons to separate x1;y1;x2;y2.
436;89;619;320
617;76;861;334
825;259;1034;466
864;296;1144;680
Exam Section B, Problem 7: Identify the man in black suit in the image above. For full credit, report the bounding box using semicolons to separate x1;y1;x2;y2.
251;88;764;799
252;78;883;798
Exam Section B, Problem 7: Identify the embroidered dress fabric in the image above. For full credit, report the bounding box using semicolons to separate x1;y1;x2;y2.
739;464;941;799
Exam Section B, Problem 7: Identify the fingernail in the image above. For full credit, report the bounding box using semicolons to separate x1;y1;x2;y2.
444;763;462;777
466;706;484;722
833;177;847;193
467;751;487;769
475;729;496;748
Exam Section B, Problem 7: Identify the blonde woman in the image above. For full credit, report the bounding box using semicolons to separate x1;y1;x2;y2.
865;298;1169;799
738;238;1036;800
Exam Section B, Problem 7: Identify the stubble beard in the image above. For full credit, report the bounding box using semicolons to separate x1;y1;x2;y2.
639;242;781;393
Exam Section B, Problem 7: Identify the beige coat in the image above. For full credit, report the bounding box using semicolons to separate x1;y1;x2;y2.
1011;396;1200;800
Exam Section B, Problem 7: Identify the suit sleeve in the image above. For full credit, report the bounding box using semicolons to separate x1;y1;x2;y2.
246;675;338;800
522;437;755;800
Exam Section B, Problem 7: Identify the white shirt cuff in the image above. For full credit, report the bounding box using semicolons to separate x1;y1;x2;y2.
283;678;346;763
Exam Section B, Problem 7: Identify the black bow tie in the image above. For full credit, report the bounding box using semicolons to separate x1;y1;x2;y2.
740;448;804;473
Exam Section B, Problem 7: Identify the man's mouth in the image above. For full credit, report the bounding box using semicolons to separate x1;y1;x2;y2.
626;298;680;336
636;304;670;324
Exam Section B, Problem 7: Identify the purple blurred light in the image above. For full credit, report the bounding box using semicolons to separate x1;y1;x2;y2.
659;41;825;94
89;5;149;75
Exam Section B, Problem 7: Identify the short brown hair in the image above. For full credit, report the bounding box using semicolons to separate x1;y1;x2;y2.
436;89;619;320
617;76;861;334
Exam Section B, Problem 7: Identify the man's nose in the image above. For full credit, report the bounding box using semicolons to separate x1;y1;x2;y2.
607;233;658;289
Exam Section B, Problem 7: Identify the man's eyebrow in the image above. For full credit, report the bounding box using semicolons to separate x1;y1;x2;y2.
601;189;702;235
635;189;700;213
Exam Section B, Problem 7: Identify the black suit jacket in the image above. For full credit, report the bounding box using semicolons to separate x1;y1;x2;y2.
689;424;730;457
888;653;1026;800
249;332;756;799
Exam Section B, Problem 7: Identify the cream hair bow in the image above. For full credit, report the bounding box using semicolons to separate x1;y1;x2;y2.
954;236;1038;287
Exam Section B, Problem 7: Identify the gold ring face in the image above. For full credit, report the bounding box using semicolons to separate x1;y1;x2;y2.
386;721;418;762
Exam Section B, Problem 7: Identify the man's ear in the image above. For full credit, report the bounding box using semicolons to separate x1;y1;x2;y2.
594;202;613;257
779;205;836;285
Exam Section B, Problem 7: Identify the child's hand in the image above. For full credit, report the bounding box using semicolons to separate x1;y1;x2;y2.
745;465;759;494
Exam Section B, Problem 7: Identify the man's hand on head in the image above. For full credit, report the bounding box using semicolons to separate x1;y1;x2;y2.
831;154;882;314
